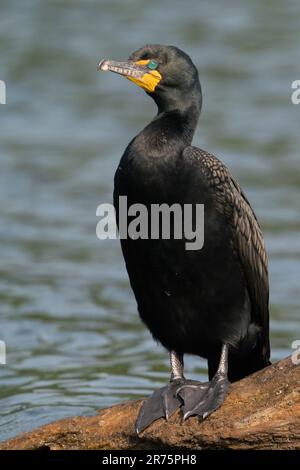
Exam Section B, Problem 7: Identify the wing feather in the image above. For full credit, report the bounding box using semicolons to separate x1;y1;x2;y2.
184;146;270;359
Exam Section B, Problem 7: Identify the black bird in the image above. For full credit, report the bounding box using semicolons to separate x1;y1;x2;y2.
98;45;270;433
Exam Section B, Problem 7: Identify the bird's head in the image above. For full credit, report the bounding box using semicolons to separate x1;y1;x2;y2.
98;44;202;113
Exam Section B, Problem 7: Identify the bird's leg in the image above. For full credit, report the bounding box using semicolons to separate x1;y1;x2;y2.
176;344;230;421
136;351;189;434
169;350;184;380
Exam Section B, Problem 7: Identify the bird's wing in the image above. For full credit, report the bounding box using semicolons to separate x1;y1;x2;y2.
184;146;270;359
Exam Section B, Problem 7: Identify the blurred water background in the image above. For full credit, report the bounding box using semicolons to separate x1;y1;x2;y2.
0;0;299;441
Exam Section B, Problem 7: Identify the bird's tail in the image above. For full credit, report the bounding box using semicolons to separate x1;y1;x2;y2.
227;346;271;382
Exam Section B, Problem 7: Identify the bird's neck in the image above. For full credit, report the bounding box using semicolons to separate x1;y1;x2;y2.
137;97;201;156
156;103;200;145
156;86;201;139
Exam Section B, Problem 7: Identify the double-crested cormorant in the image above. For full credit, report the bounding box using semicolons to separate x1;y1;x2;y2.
98;45;270;433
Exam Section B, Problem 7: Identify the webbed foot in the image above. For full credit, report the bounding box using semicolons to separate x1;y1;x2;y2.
176;372;229;420
136;378;196;433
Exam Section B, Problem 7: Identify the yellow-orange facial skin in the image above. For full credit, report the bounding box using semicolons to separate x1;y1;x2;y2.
126;59;162;93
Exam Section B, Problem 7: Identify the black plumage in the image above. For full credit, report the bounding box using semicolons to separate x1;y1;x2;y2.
98;44;270;432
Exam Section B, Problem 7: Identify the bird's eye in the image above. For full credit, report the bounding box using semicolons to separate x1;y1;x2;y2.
147;60;158;70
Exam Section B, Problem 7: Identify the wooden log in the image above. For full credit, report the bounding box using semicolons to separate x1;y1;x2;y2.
1;356;299;450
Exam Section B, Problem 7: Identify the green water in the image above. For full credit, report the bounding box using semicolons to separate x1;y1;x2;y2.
0;0;299;441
